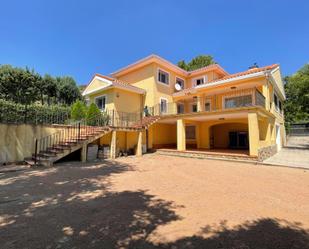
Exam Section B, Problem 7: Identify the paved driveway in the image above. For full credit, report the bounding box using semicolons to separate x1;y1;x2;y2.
1;155;309;249
264;135;309;169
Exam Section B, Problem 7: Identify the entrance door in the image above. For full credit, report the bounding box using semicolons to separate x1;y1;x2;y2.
229;131;248;149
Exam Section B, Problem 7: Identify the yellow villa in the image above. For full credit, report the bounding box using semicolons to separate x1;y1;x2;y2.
82;54;286;161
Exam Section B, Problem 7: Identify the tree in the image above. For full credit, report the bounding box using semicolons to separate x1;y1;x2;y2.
43;74;58;105
71;100;87;121
86;103;101;125
177;55;215;71
0;64;81;107
284;63;309;123
56;76;81;105
0;65;39;105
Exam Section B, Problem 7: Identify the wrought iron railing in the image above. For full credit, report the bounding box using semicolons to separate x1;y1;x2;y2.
33;109;143;165
147;88;266;117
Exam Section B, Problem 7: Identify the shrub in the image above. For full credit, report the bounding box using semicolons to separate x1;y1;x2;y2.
86;103;101;125
71;100;87;121
0;99;70;124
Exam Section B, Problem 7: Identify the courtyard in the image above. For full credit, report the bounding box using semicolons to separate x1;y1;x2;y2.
1;155;309;249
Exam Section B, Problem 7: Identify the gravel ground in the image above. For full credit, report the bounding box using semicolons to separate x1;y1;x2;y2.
1;154;309;249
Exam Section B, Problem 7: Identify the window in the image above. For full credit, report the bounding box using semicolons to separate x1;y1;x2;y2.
274;93;279;111
175;77;184;89
205;99;211;112
192;104;198;112
85;97;90;106
177;103;184;114
195;78;204;86
279;100;282;113
95;96;106;110
185;126;196;140
224;95;252;109
160;98;167;113
158;69;169;85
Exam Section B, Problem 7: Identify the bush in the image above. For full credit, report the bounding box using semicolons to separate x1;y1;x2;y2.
86;103;101;125
0;99;70;124
71;100;87;121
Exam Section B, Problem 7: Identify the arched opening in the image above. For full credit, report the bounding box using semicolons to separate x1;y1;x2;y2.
209;122;249;151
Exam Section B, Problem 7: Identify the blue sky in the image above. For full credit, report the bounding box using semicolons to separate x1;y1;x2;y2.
0;0;308;85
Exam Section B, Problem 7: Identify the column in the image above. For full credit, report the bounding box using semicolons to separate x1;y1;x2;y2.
248;112;260;156
197;95;202;112
110;130;117;159
136;131;143;156
81;143;87;162
177;119;186;151
262;83;270;110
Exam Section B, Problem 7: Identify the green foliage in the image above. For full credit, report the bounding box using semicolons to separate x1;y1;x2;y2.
86;103;101;125
71;100;87;121
284;63;309;123
177;55;215;71
0;64;81;106
0;99;70;124
0;65;40;105
56;76;82;105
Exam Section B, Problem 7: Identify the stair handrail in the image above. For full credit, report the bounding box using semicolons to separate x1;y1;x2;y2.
32;108;144;165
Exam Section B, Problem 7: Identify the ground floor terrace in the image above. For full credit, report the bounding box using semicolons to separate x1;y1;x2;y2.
1;155;309;248
147;107;286;160
83;107;285;162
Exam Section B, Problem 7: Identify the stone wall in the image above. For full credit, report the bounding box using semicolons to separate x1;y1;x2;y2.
0;124;64;164
258;144;278;161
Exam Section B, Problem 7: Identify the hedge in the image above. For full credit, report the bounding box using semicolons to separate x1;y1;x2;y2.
0;99;71;125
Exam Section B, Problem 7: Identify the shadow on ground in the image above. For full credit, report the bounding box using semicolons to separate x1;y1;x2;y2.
0;160;309;249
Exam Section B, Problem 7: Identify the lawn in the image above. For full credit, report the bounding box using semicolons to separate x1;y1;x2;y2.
1;155;309;249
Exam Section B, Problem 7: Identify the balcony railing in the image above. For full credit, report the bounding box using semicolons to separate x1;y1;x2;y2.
147;88;265;117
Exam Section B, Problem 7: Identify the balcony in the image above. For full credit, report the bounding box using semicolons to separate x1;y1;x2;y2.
147;88;266;116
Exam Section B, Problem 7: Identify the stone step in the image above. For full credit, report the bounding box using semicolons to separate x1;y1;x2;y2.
156;150;258;163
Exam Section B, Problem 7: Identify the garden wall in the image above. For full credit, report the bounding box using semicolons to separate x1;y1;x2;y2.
0;124;63;164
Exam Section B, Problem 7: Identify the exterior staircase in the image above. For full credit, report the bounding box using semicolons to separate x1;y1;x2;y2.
25;126;111;167
25;118;111;167
131;115;161;129
24;111;161;167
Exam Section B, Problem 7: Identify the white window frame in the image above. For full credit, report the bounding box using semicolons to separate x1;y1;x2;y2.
159;97;168;114
157;68;170;86
274;92;279;112
94;95;107;111
192;75;208;87
175;76;185;89
204;98;212;112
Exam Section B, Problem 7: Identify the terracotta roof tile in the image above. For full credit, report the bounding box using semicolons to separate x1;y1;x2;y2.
173;64;279;97
94;73;145;93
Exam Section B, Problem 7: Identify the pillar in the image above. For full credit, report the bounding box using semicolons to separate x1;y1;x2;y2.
262;83;270;110
110;130;117;159
136;131;143;156
177;119;186;151
197;96;202;112
248;113;259;156
81;143;87;162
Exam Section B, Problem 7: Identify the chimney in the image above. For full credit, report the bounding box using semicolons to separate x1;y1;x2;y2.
248;63;259;70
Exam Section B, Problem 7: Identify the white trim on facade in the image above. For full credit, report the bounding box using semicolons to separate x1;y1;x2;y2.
196;71;265;90
94;94;107;111
159;97;169;114
157;68;170;86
